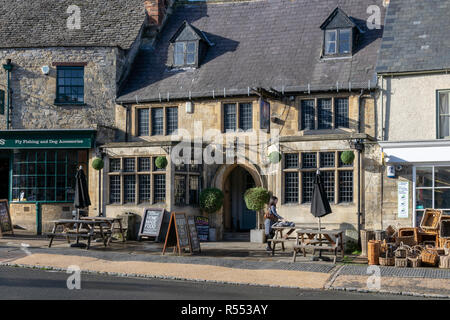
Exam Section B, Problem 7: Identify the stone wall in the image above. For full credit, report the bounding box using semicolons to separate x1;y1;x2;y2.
0;47;123;137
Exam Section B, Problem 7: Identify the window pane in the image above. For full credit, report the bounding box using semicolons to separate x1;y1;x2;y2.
284;153;299;169
138;109;149;136
435;188;450;209
224;103;237;132
325;30;337;54
110;159;121;172
154;174;166;202
186;53;195;65
318;98;332;129
166;107;178;135
302;153;317;169
435;167;450;187
339;171;353;203
416;188;432;209
439;92;450;138
189;176;200;205
139;175;151;203
416;167;432;187
322;171;335;202
335;98;349;128
175;175;186;205
151;108;164;135
302;172;315;203
284;172;299;203
109;176;121;203
138;158;151;172
339;29;351;53
187;42;196;53
239;103;253;131
301;100;315;130
174;42;185;65
123;158;135;172
124;175;136;203
320;152;335;168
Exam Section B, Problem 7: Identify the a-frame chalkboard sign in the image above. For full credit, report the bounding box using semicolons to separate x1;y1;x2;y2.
0;200;13;236
162;212;191;255
138;208;167;241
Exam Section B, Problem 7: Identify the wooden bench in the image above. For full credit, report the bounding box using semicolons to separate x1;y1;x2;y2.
267;238;291;256
293;244;339;263
293;229;344;264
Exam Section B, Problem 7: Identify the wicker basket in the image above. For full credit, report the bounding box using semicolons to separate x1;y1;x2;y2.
420;248;439;267
408;256;422;268
420;209;442;230
394;244;410;258
440;220;450;239
368;240;381;265
396;228;418;246
395;257;408;268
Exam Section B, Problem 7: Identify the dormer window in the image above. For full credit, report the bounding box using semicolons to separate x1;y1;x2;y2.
321;8;357;57
169;21;213;68
174;41;197;66
325;28;352;55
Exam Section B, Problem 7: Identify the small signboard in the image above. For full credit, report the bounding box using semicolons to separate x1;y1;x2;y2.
0;200;13;236
398;181;409;218
162;212;191;255
195;216;209;242
260;98;271;133
187;216;201;253
138;208;166;240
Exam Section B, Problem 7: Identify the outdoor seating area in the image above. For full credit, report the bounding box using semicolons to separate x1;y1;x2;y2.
363;209;450;269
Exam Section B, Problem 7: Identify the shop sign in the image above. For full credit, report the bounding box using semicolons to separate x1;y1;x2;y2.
398;181;409;218
0;130;94;149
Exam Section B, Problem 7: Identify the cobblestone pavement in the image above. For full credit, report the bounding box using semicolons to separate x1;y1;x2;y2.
339;264;450;279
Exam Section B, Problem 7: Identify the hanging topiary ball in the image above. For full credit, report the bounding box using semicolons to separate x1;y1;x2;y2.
155;156;168;169
91;158;104;171
200;188;224;214
340;151;355;165
244;187;270;211
268;151;282;164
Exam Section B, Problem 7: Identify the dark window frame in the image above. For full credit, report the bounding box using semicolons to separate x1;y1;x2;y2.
323;28;353;56
55;66;85;105
299;97;350;131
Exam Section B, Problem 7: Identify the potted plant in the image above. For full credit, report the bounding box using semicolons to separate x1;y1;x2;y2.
244;187;270;243
340;151;355;165
155;156;168;169
91;157;104;171
199;188;224;241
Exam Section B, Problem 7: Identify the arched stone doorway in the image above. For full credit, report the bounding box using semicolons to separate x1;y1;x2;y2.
212;163;264;239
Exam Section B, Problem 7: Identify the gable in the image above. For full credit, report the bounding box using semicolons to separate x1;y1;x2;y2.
320;7;355;30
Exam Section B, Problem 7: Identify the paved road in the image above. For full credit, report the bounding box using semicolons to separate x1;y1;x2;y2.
0;266;424;300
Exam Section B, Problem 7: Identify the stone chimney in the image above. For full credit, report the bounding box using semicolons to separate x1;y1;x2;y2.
144;0;168;26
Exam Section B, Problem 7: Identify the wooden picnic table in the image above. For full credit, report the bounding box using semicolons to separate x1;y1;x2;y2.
293;229;344;263
267;225;298;256
46;218;118;249
80;216;126;245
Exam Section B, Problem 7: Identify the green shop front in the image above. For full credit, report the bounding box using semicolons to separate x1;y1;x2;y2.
0;129;95;234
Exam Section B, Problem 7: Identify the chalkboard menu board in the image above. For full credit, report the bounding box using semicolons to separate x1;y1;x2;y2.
195;216;209;242
138;208;166;239
0;200;13;236
162;212;191;255
187;216;201;253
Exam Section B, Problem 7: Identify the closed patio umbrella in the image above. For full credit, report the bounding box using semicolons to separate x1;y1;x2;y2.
74;166;91;219
310;170;332;261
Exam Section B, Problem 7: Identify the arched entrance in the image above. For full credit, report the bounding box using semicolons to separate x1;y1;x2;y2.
212;163;264;238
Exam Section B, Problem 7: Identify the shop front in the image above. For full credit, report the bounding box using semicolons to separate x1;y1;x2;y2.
0;129;95;234
381;140;450;227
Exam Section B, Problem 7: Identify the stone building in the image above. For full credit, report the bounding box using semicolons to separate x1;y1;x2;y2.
369;0;450;230
0;0;171;233
106;0;386;241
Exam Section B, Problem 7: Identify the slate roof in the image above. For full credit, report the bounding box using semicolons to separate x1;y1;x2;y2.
0;0;146;49
118;0;385;103
376;0;450;74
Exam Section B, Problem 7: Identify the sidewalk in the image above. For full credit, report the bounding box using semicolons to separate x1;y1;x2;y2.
1;234;449;298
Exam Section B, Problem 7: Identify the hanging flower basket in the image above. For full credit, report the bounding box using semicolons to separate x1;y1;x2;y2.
340;151;355;165
155;156;168;169
244;187;270;211
91;158;104;171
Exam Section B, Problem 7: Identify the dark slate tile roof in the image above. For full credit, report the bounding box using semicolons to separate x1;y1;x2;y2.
376;0;450;74
118;0;385;103
0;0;146;49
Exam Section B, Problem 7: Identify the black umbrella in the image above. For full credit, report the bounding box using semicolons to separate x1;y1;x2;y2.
310;170;333;261
74;166;91;219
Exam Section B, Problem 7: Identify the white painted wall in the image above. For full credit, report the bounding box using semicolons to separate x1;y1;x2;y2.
378;73;450;141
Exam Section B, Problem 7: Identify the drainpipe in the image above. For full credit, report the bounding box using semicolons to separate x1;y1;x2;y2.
2;59;13;129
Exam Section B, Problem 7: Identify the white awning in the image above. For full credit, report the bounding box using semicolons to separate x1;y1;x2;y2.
380;140;450;164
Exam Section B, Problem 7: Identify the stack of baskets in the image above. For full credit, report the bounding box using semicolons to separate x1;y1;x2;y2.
407;246;422;268
394;244;409;268
420;246;440;267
